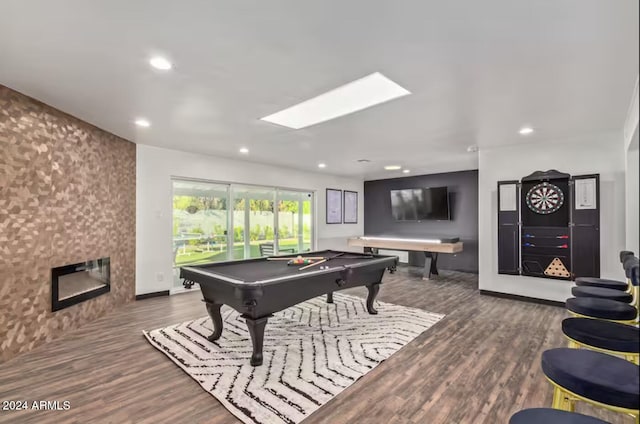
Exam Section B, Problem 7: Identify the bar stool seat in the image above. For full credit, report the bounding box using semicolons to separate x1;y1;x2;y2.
565;297;637;321
571;286;633;303
541;348;640;410
562;317;640;353
575;277;628;291
509;408;608;424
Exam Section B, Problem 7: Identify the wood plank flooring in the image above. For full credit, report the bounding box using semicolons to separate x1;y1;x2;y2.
0;268;632;424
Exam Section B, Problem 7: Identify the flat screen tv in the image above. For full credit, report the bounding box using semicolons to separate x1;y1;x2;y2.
390;186;450;221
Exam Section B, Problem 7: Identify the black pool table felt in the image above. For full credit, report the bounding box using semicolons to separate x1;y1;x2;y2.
187;250;382;282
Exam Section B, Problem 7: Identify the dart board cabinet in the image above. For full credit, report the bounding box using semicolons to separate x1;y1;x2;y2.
497;170;600;281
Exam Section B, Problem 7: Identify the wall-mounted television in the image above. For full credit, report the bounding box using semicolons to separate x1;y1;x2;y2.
390;186;450;221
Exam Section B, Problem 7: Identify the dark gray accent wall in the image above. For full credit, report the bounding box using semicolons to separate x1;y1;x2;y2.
364;169;478;273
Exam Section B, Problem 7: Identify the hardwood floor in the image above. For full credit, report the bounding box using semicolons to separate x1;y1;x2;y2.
0;268;631;424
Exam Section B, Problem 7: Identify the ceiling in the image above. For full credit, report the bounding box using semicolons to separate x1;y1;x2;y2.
1;1;637;180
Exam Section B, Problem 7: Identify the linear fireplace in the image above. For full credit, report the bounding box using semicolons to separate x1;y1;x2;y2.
51;257;110;312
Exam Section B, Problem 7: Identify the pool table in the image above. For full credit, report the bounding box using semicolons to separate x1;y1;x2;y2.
180;250;398;366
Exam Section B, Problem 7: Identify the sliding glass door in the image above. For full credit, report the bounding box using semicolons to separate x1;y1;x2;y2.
231;185;276;260
172;180;230;268
276;190;313;254
172;179;315;288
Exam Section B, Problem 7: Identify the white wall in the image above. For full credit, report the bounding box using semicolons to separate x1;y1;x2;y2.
625;129;639;255
478;132;626;302
624;76;639;255
136;144;364;295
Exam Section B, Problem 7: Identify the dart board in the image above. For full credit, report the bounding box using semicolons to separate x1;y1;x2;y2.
525;182;564;214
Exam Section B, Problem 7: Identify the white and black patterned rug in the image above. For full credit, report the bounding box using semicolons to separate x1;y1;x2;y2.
143;293;443;424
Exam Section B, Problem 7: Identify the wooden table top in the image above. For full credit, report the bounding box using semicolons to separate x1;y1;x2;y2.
348;237;463;253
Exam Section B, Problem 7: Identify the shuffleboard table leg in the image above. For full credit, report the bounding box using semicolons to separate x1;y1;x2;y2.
366;283;380;315
423;252;439;280
205;302;223;342
327;292;334;303
245;316;269;366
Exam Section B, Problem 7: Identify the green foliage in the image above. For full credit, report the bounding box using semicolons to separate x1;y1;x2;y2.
250;200;273;212
234;198;276;212
278;199;311;214
186;227;204;245
264;225;274;240
173;196;192;210
173;195;227;212
249;224;262;241
174;239;301;266
279;224;290;239
234;226;244;242
212;224;224;235
175;195;311;214
173;192;313;249
278;200;298;213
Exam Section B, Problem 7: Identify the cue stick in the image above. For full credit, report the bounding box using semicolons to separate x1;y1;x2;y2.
298;252;346;270
299;259;326;270
266;256;325;261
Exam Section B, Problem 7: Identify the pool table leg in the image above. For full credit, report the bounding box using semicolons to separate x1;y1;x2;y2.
205;302;223;342
366;283;380;315
327;292;334;303
245;315;269;366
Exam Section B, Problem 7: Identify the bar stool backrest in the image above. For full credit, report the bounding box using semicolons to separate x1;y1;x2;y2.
620;250;635;263
631;262;639;288
624;257;640;279
630;262;640;321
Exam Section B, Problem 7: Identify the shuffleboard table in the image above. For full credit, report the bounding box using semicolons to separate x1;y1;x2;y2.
180;250;398;366
348;236;463;280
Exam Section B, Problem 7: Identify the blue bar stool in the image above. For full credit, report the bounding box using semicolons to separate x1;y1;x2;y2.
566;262;639;325
570;286;632;302
574;277;628;291
562;317;639;364
565;297;637;323
575;252;635;292
541;348;639;423
509;408;608;423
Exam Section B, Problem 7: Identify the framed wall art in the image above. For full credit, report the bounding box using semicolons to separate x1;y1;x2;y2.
343;190;358;224
326;188;342;224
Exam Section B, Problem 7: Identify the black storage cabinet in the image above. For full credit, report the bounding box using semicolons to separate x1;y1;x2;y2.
497;170;600;281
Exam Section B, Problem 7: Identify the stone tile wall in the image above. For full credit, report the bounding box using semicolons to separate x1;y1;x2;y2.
0;85;136;362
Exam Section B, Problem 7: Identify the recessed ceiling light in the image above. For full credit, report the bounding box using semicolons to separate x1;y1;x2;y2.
239;147;249;154
519;127;534;135
149;56;172;70
384;165;402;171
318;163;327;168
134;118;151;127
260;72;411;129
357;159;371;163
403;169;411;174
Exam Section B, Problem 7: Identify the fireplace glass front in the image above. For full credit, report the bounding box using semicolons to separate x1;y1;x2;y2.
51;257;110;311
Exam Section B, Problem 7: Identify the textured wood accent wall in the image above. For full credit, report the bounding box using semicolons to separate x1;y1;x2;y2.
0;85;136;363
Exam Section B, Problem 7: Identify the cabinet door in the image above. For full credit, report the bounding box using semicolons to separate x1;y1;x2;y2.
498;181;520;274
570;174;600;278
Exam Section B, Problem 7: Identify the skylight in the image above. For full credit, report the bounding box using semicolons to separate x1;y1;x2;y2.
260;72;410;129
